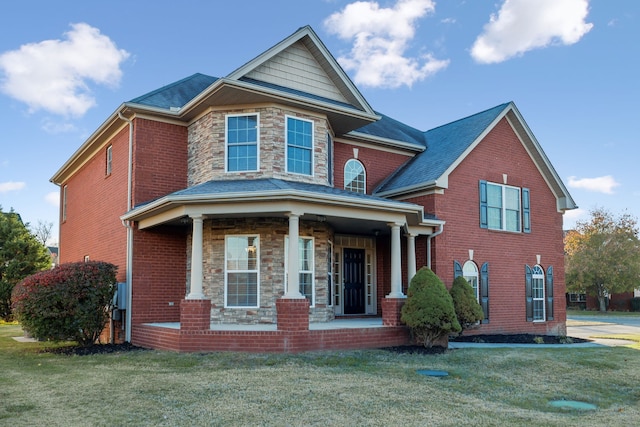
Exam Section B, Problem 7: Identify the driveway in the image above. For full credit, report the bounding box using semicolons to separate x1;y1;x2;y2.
567;314;640;346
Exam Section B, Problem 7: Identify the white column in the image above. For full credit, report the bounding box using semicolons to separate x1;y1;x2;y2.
187;215;205;299
386;222;405;298
406;233;417;285
284;212;304;299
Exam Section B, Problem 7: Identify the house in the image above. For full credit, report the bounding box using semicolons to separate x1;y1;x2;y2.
50;26;576;352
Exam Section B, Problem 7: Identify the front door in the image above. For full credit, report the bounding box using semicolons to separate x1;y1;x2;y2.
343;248;365;314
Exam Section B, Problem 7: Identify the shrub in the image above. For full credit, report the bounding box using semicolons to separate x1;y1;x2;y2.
400;267;461;347
12;261;117;346
449;276;484;334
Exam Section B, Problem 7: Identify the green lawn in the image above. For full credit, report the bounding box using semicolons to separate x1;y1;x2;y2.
1;323;639;427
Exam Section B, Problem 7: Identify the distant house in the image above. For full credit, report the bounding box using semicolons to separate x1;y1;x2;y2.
46;246;59;268
50;26;576;352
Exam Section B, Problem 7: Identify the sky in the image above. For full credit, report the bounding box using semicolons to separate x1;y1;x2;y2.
0;0;638;245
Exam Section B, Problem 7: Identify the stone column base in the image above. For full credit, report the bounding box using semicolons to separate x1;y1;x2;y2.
180;299;211;331
382;298;406;326
276;298;310;331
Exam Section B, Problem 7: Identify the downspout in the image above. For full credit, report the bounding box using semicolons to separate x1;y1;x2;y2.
118;112;134;343
426;223;444;269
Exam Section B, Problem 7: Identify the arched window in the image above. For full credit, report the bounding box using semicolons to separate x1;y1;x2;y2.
463;261;479;302
344;159;366;194
532;265;545;321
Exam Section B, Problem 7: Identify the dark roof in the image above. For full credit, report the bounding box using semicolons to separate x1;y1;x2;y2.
128;73;218;110
374;103;511;194
354;112;426;148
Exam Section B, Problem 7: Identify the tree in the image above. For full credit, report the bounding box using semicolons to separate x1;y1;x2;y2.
0;207;52;320
565;207;640;312
400;267;461;347
31;220;54;246
450;276;484;334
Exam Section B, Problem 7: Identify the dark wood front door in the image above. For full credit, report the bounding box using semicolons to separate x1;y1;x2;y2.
343;248;365;314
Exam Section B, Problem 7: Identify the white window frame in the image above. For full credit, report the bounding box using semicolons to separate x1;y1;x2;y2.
285;115;314;176
224;235;260;308
532;265;545;321
344;159;366;194
225;113;260;173
284;236;315;306
106;145;113;175
487;182;521;232
62;185;68;222
463;261;480;303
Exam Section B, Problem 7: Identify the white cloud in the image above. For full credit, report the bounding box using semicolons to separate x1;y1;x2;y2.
324;0;449;88
0;23;130;117
45;191;60;207
470;0;593;64
0;181;26;193
563;207;587;230
42;118;77;134
568;175;620;194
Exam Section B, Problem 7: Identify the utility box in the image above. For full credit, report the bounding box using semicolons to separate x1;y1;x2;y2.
115;282;127;310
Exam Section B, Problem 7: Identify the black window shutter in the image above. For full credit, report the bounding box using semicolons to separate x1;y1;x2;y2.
525;264;533;321
453;260;463;278
522;188;531;233
546;265;554;321
479;180;488;229
480;262;489;323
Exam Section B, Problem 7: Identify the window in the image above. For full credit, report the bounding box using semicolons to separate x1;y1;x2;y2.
479;181;530;232
454;260;489;323
226;114;258;172
62;185;67;222
285;236;315;305
225;235;259;307
106;145;112;175
526;264;554;322
344;159;366;194
568;293;586;303
286;116;313;175
463;261;479;302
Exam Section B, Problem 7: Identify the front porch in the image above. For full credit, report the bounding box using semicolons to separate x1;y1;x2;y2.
131;298;412;353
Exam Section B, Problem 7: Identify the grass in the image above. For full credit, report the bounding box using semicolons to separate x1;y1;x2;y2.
1;324;640;426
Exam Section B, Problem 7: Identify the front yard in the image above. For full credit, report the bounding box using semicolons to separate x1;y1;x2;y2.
1;323;639;426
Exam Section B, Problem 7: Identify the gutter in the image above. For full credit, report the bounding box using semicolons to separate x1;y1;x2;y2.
118;112;134;343
427;223;444;269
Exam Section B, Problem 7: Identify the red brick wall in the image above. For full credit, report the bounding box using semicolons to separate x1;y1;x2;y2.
59;128;129;281
132;118;188;205
408;118;567;335
131;225;187;325
334;142;411;192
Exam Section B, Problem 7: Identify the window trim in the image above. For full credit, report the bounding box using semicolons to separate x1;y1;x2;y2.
344;158;366;194
285;115;314;176
284;235;315;307
106;145;113;176
462;260;480;303
225;113;260;173
62;185;68;222
531;265;545;322
224;235;260;308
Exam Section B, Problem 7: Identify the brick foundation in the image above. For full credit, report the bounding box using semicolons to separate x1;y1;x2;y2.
276;298;310;331
382;298;406;326
180;299;212;331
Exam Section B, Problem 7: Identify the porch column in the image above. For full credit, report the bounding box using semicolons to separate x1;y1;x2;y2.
186;215;205;299
386;222;405;298
283;212;304;299
406;232;417;285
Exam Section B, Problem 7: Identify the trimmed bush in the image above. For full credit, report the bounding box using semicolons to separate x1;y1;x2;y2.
450;276;484;334
12;261;117;346
401;267;461;347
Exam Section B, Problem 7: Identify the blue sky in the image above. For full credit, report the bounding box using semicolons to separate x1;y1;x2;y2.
1;0;638;244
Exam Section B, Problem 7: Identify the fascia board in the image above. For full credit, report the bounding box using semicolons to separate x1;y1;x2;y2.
346;131;425;153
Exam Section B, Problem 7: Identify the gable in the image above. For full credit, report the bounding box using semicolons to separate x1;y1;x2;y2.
245;41;349;104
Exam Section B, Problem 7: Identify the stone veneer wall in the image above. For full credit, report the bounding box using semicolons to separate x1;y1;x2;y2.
188;106;330;187
186;217;334;324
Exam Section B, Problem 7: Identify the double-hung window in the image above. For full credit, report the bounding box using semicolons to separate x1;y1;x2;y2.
225;235;259;308
285;236;315;305
226;114;258;172
106;145;112;175
463;261;479;303
286;116;313;175
526;264;553;322
479;180;530;232
531;265;545;321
